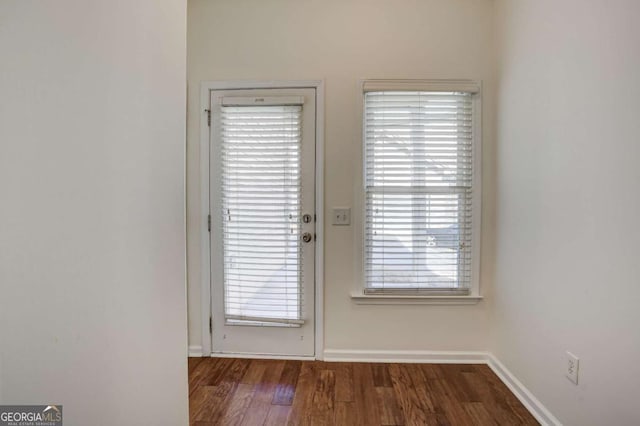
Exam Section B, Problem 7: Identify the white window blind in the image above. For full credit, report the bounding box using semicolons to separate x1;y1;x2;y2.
364;91;475;293
220;104;304;324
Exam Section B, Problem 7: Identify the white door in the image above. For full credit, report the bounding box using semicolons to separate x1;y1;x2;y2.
209;88;316;357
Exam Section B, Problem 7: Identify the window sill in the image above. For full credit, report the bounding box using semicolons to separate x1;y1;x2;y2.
350;290;483;305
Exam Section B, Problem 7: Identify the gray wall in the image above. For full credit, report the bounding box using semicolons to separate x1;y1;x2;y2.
0;1;188;424
493;1;640;424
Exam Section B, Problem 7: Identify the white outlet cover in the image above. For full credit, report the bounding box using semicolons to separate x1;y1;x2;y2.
565;351;579;385
332;207;351;226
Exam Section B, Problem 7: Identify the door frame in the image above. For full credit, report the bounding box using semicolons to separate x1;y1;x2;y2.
199;80;325;359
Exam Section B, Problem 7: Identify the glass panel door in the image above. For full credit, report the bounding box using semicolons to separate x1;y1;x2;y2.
210;88;316;356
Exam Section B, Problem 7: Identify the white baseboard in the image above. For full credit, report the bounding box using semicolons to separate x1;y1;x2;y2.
323;349;488;364
486;354;561;426
188;345;204;357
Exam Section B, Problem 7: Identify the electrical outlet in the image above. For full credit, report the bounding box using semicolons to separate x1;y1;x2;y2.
332;207;351;225
565;351;579;384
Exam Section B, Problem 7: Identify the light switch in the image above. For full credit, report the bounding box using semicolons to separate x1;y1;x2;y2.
332;207;351;226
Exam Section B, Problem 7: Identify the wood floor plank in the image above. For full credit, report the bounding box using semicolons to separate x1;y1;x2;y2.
474;365;539;425
264;405;291;426
426;378;477;426
372;363;393;388
220;359;252;385
464;402;499;425
388;363;435;425
406;364;437;412
462;368;522;425
272;360;302;405
440;364;480;403
240;360;267;384
189;386;220;422
188;358;540;426
376;386;405;425
194;359;252;424
189;359;217;395
188;357;204;376
334;401;357;426
420;363;445;380
192;358;234;391
353;363;381;426
240;360;285;426
334;363;354;402
220;383;255;426
287;361;320;425
311;369;336;424
190;386;225;421
189;358;253;425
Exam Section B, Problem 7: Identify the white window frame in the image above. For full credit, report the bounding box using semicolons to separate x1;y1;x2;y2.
198;80;325;358
351;80;483;305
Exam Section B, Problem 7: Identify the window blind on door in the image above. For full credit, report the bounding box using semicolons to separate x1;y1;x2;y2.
364;91;474;293
220;104;304;325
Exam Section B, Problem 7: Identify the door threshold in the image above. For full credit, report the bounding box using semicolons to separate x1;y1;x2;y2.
209;352;317;361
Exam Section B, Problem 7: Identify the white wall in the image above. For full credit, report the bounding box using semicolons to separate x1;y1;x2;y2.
493;1;640;424
187;0;496;353
0;1;188;425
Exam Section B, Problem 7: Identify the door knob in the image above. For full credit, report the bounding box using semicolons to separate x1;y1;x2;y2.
302;232;313;243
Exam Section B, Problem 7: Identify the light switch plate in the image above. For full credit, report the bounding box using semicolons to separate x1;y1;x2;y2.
332;207;351;225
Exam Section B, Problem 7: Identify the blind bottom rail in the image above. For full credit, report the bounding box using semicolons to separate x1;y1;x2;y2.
225;314;305;325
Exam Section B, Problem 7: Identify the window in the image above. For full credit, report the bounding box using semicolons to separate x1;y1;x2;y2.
363;80;481;296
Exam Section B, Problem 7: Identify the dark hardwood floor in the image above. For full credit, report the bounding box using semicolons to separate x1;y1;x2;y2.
189;357;539;425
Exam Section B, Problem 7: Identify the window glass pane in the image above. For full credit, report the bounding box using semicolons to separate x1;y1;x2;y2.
221;105;303;321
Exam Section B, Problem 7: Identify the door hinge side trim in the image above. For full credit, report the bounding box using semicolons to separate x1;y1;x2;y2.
205;109;211;127
209;316;212;334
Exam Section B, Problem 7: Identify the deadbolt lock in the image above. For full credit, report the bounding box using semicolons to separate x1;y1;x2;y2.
302;232;313;243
